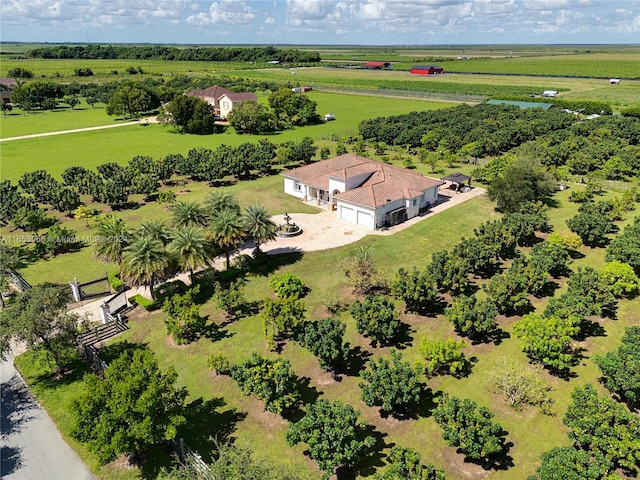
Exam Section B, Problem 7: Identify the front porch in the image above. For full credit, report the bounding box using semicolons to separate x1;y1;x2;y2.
303;185;337;211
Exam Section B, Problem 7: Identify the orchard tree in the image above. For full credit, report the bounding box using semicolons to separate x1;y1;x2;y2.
426;250;470;294
228;101;278;134
71;348;187;464
566;210;614;247
529;241;570;278
268;88;320;126
433;395;506;463
50;186;82;215
262;297;306;350
600;260;640;298
351;295;401;347
0;244;21;309
487;156;556;213
162;286;205;344
269;273;306;299
0;284;84;373
605;216;640;273
593;326;640;409
297;318;348;372
482;266;530;315
565;267;617;318
12;81;61;110
374;446;445;480
359;349;423;414
390;267;439;314
445;294;498;341
564;383;640;471
210;352;300;414
214;279;248;321
492;361;553;413
528;446;616;480
420;337;469;376
513;314;580;373
286;399;375;477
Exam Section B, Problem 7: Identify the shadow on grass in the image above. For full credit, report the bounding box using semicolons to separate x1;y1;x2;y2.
341;345;372;377
282;377;322;423
342;425;390;479
461;438;514;472
98;341;149;364
390;321;414;350
576;318;607;340
201;321;234;343
30;350;91;389
379;385;440;421
249;251;304;277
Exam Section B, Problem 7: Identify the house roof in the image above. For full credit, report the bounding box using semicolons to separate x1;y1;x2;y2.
185;85;232;101
411;65;443;70
0;78;18;89
220;91;258;103
442;173;471;184
365;61;388;67
486;99;554;110
284;154;444;209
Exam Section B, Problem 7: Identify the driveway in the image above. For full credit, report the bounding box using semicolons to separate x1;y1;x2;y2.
1;352;95;480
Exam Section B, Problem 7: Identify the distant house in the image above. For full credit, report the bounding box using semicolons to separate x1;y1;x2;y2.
541;90;558;98
282;154;444;229
364;61;390;69
184;85;257;118
291;86;313;93
410;65;444;75
610;78;621;84
0;78;18;104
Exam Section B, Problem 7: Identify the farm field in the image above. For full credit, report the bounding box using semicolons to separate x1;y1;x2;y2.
4;46;640;480
0;92;455;181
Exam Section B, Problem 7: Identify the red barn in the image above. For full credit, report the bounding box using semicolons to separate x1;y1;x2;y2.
411;65;444;75
364;61;390;69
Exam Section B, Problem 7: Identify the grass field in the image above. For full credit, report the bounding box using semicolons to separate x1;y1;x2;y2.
0;92;455;181
5;49;640;480
14;189;640;480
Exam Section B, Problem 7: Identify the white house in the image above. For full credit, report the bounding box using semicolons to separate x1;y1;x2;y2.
541;90;558;98
184;85;257;118
282;154;444;229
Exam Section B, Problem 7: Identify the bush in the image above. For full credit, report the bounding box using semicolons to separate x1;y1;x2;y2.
157;191;177;204
107;272;125;292
269;273;306;299
129;293;160;311
162;286;206;344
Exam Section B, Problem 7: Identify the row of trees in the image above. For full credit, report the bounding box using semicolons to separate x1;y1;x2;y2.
26;45;321;63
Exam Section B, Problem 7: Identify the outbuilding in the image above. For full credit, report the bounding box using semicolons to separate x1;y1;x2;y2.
364;61;390;69
411;65;444;75
541;90;558;98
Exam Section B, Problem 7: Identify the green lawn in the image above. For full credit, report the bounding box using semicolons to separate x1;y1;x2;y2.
15;189;640;479
0;92;453;183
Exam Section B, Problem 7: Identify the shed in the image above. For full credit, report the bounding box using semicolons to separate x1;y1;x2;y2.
541;90;558;98
0;77;17;104
610;79;621;84
411;65;444;75
486;99;554;110
364;61;390;69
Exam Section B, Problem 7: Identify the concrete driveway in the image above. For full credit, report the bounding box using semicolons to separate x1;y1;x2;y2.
1;353;95;480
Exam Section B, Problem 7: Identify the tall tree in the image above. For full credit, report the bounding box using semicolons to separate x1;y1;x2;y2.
120;235;171;300
71;348;187;464
487;156;556;213
93;215;131;265
139;218;172;246
242;204;276;253
204;190;241;216
208;207;246;270
169;226;211;282
0;284;84;374
169;200;208;228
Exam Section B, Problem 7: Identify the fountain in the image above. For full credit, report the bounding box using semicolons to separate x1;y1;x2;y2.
276;212;303;238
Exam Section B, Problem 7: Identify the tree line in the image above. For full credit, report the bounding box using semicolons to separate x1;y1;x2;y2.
25;44;321;63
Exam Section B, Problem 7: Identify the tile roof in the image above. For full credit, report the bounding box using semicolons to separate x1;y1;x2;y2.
221;91;258;103
284;154;444;209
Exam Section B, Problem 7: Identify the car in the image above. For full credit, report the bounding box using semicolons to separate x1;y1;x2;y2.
324;113;336;121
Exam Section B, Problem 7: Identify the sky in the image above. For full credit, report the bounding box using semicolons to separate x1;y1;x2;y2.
1;0;639;45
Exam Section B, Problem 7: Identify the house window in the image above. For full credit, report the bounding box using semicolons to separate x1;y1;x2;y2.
412;199;417;207
294;182;302;192
223;101;229;108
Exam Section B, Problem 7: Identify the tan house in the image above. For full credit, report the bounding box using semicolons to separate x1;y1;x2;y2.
184;85;257;118
283;154;444;229
0;78;18;104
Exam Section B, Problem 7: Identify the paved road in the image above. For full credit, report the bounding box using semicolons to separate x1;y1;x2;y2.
1;354;95;480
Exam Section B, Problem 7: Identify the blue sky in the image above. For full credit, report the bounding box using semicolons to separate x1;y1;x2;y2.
1;0;638;45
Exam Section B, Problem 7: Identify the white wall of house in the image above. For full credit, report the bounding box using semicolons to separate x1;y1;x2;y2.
203;96;216;107
283;177;305;199
337;200;376;229
219;95;234;118
328;178;346;195
421;186;439;207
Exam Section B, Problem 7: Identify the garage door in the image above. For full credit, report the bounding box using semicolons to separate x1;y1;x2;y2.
357;210;373;228
340;205;354;223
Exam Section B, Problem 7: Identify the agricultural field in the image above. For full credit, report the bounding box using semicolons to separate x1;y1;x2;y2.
3;46;640;480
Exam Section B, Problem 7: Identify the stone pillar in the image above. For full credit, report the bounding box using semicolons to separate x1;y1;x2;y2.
99;302;111;325
69;278;82;302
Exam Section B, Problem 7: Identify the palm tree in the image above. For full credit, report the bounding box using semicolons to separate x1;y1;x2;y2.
242;204;276;253
139;218;172;246
170;200;207;228
204;190;240;217
120;234;170;300
93;215;131;265
169;226;211;283
208;208;246;270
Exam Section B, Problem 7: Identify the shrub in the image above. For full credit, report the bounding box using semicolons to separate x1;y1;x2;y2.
107;272;125;292
162;286;206;344
129;293;160;311
269;273;306;299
